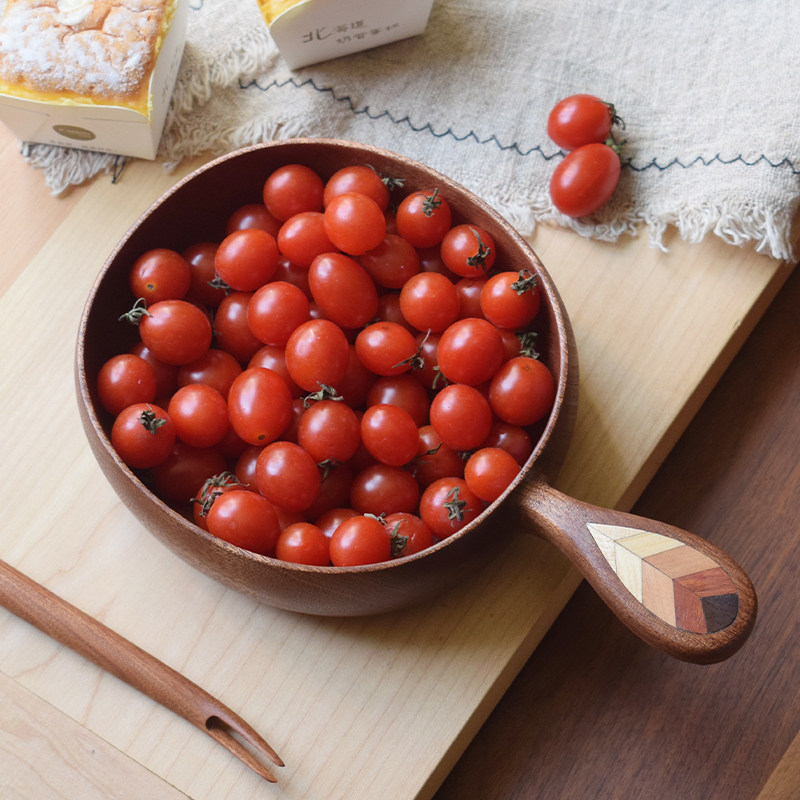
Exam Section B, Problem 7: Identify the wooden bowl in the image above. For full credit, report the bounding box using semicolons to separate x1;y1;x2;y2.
76;139;756;663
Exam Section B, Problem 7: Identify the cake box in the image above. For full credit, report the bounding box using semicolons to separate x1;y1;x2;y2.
257;0;435;69
0;0;188;160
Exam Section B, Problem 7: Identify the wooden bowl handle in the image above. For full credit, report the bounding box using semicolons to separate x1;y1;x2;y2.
518;482;757;663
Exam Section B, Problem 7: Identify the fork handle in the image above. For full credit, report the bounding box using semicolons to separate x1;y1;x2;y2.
0;558;282;780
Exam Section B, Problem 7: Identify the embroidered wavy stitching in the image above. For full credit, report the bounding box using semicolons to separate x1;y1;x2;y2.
240;76;800;175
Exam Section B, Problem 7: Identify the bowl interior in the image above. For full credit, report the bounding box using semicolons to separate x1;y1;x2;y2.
76;138;578;615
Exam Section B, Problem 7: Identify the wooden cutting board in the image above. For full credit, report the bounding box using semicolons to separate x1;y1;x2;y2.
0;129;794;798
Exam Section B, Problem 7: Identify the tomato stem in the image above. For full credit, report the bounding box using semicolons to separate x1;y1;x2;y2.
443;486;466;522
394;329;430;371
119;297;150;325
517;330;540;359
387;520;409;558
465;227;492;272
137;405;167;435
421;188;442;217
303;383;342;407
510;269;537;295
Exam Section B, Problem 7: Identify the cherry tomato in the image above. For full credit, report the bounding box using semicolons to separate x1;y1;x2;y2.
152;442;227;505
480;269;541;330
214;228;279;291
395;188;452;247
360;403;419;466
550;142;620;218
213;291;263;363
285;319;350;393
359;234;420;289
323;165;390;210
349;464;420;516
464;447;521;503
248;344;303;397
227;367;293;445
129;248;191;304
129;341;177;398
440;224;496;278
192;470;246;529
455;276;487;319
366;374;430;427
547;94;616;151
315;507;359;538
323;192;386;255
419;477;483;539
297;398;361;463
97;353;156;415
111;403;176;469
383;512;435;558
413;425;464;487
255;441;321;512
226;202;281;237
429;383;492;451
182;242;227;308
133;299;212;366
177;348;242;399
329;514;391;566
483;421;533;465
411;331;442;391
488;356;556;426
354;321;418;377
336;344;377;408
272;255;311;297
436;317;505;386
263;163;324;221
277;211;336;268
205;489;280;555
247;280;310;346
167;383;229;448
399;271;460;333
275;522;331;565
308;252;378;329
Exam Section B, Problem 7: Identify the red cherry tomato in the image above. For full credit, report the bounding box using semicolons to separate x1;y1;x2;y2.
214;228;279;291
440;224;496;278
464;446;521;503
308;252;378;330
167;383;229;448
134;299;212;366
285;319;350;393
263;163;324;221
247;280;310;347
550;142;621;218
226;202;281;237
480;269;541;330
111;403;176;469
366;374;430;427
276;211;336;268
176;348;242;399
429;383;492;451
182;242;227;308
97;353;156;415
255;441;321;512
329;514;391;566
359;234;420;289
227;367;293;446
214;291;263;364
399;271;460;333
488;356;556;426
275;522;331;565
419;477;483;539
129;248;191;304
436;317;505;386
297;398;361;463
323;192;387;255
395;188;452;248
360;403;419;466
547;94;617;151
205;489;280;555
383;512;435;557
349;464;420;516
323;165;390;211
152;443;227;506
413;425;465;487
354;321;418;377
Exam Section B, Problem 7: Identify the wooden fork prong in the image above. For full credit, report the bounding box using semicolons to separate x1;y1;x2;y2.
205;714;285;782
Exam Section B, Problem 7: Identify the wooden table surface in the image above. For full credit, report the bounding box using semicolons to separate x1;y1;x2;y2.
436;260;800;800
0;121;797;799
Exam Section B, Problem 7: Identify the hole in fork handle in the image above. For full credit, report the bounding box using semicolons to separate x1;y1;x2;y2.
206;715;285;783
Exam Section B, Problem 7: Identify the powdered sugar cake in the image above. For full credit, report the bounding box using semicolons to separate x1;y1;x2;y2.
0;0;175;114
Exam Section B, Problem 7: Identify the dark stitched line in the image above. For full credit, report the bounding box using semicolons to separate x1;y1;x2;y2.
240;76;800;175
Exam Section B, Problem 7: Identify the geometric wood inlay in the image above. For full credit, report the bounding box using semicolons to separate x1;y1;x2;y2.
587;524;739;633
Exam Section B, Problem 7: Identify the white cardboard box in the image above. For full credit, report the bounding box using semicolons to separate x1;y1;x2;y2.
0;0;188;160
259;0;435;69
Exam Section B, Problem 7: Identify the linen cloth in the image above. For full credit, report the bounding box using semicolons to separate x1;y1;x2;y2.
17;0;800;261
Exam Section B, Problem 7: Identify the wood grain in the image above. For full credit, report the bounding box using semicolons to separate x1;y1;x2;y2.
434;261;800;800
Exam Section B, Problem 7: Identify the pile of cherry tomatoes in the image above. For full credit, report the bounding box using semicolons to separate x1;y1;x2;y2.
547;93;624;218
97;161;556;567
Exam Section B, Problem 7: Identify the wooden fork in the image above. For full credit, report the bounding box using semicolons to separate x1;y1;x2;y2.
0;558;284;783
